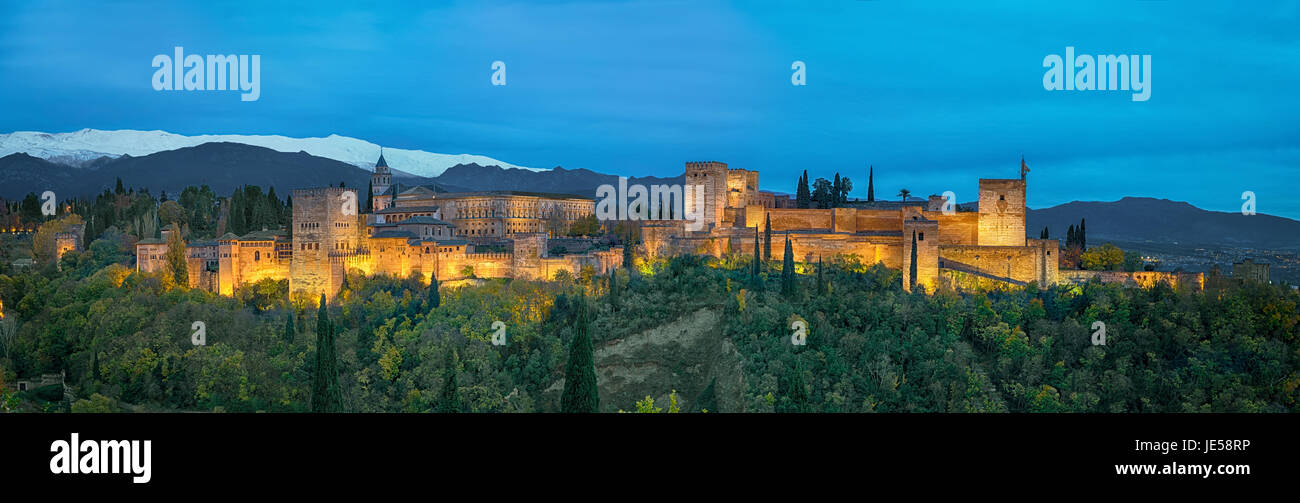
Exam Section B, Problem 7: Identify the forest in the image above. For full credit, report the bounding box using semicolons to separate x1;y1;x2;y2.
1;221;1297;413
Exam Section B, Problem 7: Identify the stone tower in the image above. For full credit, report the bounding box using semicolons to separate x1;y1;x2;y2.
371;150;392;209
684;161;729;230
977;177;1026;247
290;187;361;302
902;216;938;292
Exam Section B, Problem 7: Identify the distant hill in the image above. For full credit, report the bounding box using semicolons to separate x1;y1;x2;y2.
0;142;678;201
1028;197;1300;250
0;128;532;176
433;164;682;198
0;143;385;199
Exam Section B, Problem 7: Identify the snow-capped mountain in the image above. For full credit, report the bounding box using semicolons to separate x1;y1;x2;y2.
0;129;537;177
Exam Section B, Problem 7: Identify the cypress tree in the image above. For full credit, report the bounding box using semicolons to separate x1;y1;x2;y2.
781;235;795;297
1079;218;1086;250
909;230;918;291
164;222;188;287
427;271;440;308
560;294;598;413
311;294;343;412
365;180;374;214
1067;224;1076;249
867;165;874;202
832;173;842;208
763;213;772;262
283;311;295;344
435;351;461;413
796;171;811;209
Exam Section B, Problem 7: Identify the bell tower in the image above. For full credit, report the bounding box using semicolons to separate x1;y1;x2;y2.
371;149;393;211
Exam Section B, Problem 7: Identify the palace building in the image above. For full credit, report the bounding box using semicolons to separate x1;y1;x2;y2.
136;152;620;301
646;160;1200;292
135;153;1200;298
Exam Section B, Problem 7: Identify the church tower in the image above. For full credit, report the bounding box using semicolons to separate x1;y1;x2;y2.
371;149;393;211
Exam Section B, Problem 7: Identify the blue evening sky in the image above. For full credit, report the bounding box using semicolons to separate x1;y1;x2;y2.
1;1;1297;217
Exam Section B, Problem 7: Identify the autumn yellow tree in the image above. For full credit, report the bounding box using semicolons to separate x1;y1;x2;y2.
31;214;84;265
1081;243;1125;271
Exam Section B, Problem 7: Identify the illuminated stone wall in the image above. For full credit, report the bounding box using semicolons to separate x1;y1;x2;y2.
290;187;360;301
977;178;1026;246
1059;270;1204;290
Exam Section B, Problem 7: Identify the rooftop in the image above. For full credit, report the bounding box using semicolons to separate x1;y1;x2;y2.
377;205;440;214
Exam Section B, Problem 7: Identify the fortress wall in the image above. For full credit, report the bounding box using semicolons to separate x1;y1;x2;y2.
774;233;898;268
853;209;901;233
832;208;857;233
1059;270;1204;290
939;245;1043;284
766;208;833;231
368;238;415;278
234;241;289;286
929;212;979;245
460;253;512;279
1028;238;1059;286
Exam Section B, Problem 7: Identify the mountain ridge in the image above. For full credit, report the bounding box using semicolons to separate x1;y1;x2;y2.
0;128;535;177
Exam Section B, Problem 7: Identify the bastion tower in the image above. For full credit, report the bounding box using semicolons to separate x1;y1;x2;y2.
290;187;362;302
684;161;729;230
976;165;1028;247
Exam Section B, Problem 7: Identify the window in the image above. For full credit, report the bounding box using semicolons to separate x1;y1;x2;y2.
918;232;924;241
999;195;1005;201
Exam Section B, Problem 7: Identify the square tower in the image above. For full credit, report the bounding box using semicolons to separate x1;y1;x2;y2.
977;179;1026;247
291;187;361;302
684;161;729;230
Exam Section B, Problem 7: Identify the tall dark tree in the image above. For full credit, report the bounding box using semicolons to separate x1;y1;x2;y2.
435;351;461;413
560;295;598;413
909;230;918;291
311;294;343;412
832;173;842;208
763;213;772;262
20;192;41;223
115;177;125;195
1040;226;1049;239
781;235;796;297
811;177;833;209
1079;218;1087;250
751;225;761;287
365;180;374;214
1066;224;1076;248
867;165;875;202
427;271;441;308
796;171;811;209
282;311;295;344
623;236;634;270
